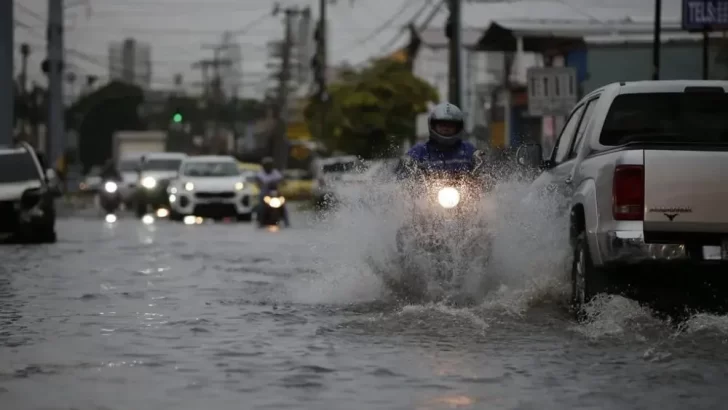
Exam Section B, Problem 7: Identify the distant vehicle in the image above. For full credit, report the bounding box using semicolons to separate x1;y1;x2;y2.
0;141;59;243
118;155;141;208
79;166;102;193
515;80;728;314
258;181;287;228
134;152;187;217
312;155;364;209
168;155;255;221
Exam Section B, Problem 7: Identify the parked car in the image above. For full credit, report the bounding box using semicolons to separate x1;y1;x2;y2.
515;80;728;314
0;141;59;243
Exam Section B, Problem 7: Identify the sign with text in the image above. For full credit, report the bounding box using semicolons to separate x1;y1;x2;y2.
526;67;577;117
682;0;728;31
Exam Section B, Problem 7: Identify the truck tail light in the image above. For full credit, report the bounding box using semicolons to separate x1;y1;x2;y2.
612;164;644;221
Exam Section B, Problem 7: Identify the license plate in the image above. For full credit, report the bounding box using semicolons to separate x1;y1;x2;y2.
703;243;728;260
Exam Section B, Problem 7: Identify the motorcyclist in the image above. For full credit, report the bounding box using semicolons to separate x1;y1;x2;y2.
255;157;290;227
398;102;480;179
100;158;123;181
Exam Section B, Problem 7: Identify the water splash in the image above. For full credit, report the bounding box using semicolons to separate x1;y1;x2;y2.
288;161;572;311
286;158;728;342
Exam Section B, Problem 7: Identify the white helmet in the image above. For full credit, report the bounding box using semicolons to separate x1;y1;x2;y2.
428;102;465;146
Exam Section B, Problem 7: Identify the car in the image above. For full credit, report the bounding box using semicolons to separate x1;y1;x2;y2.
79;165;102;193
118;154;142;208
0;141;59;243
133;152;187;217
515;80;728;313
311;155;364;209
168;155;255;221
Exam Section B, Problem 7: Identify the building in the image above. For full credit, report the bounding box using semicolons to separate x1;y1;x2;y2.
108;38;152;90
216;31;243;98
409;0;687;147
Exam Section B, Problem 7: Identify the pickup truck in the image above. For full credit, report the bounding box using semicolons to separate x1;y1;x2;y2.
515;80;728;311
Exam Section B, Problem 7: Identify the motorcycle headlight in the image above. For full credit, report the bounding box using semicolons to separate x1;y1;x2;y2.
104;181;118;193
235;182;244;191
437;187;460;209
269;197;284;208
141;176;157;189
184;182;194;191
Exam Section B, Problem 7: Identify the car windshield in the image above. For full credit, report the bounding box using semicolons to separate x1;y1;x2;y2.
182;162;240;177
143;159;182;171
0;152;40;183
600;91;728;145
119;159;139;172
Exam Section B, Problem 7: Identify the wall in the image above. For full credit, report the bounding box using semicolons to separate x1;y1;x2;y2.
583;43;728;93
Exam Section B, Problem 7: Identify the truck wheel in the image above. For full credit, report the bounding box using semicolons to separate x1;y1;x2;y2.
571;232;609;318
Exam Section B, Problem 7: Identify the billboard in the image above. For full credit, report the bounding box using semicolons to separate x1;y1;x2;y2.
682;0;728;31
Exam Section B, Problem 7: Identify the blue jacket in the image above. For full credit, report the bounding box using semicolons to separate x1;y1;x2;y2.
400;140;477;178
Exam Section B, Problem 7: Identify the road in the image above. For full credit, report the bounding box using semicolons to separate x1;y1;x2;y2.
2;204;728;409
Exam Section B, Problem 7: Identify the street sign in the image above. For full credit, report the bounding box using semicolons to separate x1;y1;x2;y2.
526;67;577;117
682;0;728;31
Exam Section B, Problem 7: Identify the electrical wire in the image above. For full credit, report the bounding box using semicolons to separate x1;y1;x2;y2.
334;0;419;57
349;0;442;67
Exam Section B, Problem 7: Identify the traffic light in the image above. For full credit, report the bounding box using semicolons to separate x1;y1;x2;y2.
172;112;182;123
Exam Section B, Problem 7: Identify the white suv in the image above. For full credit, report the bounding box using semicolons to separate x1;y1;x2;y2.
0;142;58;243
168;155;255;221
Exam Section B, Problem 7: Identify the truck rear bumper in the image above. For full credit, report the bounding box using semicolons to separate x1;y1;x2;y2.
596;230;728;268
598;230;687;265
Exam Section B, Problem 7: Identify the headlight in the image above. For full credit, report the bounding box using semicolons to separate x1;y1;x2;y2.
104;181;118;193
269;197;283;208
437;187;460;209
169;186;178;194
234;182;244;191
264;196;285;208
184;182;194;191
141;176;157;189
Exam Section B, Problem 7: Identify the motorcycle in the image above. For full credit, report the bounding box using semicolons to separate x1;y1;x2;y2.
391;151;492;300
258;183;287;227
99;179;123;215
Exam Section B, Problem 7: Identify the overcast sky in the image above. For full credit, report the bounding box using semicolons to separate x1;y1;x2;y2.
14;0;685;97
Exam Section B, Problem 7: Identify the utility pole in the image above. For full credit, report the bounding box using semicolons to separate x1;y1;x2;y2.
316;0;328;144
192;53;231;153
0;0;13;146
272;5;299;170
20;44;31;96
446;0;462;107
47;0;66;166
652;0;661;80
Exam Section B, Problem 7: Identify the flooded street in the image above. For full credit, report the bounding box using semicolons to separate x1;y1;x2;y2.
3;211;728;410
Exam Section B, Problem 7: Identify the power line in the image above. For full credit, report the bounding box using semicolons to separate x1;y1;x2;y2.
349;0;441;67
334;0;419;57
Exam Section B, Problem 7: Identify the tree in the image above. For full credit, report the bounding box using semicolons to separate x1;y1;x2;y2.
304;58;438;158
66;81;145;171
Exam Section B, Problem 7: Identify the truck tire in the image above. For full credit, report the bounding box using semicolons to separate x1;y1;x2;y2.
571;232;609;318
